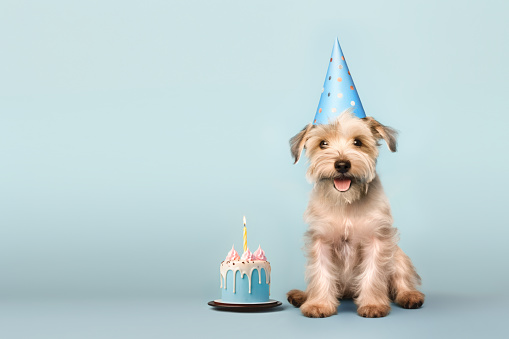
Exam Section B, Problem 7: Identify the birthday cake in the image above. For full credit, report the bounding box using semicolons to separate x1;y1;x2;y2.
219;245;271;303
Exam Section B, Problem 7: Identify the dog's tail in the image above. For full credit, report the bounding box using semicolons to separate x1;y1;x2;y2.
287;289;307;308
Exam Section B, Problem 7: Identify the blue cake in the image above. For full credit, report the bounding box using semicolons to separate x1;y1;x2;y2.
219;246;271;304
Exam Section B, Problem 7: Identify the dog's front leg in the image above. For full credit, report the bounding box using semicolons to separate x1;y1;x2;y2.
355;231;395;318
300;238;339;318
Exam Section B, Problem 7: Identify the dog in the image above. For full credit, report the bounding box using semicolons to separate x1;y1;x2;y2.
287;111;424;318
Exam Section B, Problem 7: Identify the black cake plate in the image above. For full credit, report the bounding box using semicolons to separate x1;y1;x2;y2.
208;299;282;312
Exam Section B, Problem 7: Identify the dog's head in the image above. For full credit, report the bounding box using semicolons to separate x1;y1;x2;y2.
290;111;397;203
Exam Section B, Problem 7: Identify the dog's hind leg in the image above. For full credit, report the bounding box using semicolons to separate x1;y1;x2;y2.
390;246;425;309
287;289;307;308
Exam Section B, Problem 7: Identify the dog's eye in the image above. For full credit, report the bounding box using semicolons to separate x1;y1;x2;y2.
319;140;329;149
353;139;362;147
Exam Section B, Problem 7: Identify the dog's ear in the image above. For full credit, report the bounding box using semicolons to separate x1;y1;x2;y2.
289;123;314;164
362;117;398;152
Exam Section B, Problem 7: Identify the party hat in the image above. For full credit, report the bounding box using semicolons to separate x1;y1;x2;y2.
313;38;366;124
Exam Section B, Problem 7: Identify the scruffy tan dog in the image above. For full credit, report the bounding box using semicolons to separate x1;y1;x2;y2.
287;111;424;318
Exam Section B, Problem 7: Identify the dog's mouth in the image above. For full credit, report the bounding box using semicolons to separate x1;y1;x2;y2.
333;177;352;192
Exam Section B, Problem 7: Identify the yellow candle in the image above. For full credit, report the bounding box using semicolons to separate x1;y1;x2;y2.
243;216;247;252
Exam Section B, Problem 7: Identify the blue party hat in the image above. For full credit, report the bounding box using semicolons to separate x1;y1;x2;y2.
313;38;366;124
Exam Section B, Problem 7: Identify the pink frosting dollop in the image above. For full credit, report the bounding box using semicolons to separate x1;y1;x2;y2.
241;248;256;261
253;245;267;261
225;245;240;261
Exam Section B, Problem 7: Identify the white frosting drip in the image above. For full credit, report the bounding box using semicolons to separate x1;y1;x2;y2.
220;260;271;294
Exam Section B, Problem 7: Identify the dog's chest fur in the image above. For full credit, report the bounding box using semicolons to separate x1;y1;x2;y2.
306;178;391;236
304;176;393;273
306;204;366;260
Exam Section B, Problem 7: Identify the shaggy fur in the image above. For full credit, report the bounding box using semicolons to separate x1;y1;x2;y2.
287;111;424;318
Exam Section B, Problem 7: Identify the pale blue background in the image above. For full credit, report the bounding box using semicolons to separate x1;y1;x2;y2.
1;0;508;338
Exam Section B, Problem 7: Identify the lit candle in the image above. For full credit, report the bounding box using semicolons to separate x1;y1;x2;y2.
243;216;247;252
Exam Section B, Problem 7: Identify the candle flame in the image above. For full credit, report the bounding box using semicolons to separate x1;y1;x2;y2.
243;216;246;226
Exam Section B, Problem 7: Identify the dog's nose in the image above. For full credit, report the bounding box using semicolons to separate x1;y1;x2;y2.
334;160;351;173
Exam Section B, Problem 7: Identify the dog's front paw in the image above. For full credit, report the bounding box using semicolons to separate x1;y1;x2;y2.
287;289;307;308
300;301;337;318
357;304;390;318
395;291;425;309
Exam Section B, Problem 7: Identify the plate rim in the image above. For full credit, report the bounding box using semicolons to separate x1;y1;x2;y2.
208;300;282;310
213;299;279;306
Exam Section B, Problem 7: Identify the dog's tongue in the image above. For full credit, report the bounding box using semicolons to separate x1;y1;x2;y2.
334;178;352;192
